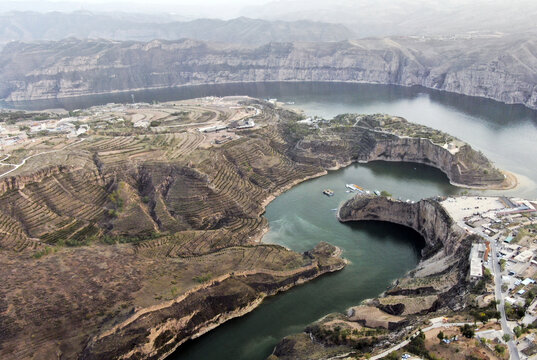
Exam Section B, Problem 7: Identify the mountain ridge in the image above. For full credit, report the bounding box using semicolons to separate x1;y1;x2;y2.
1;35;536;110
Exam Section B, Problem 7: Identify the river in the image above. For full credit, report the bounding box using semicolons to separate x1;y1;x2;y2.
4;82;537;359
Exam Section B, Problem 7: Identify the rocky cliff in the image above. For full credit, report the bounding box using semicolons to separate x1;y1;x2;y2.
1;35;536;109
338;196;465;256
286;114;509;189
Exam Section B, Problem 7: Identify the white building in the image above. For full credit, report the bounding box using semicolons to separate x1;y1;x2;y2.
469;243;487;280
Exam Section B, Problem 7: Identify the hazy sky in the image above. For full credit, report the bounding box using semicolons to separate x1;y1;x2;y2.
1;0;273;18
2;0;272;13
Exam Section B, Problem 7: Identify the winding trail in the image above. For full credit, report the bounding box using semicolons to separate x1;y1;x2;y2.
0;138;85;179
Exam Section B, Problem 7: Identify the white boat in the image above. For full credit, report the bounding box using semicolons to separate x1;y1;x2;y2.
345;184;364;193
374;190;381;196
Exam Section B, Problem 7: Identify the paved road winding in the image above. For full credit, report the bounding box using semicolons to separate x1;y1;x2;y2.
0;138;85;179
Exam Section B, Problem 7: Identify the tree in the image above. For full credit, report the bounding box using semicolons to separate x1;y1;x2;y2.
380;190;392;197
460;324;475;338
502;334;511;342
495;344;506;355
437;331;444;343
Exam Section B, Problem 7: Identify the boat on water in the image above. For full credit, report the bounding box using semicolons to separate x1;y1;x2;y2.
345;184;364;193
374;190;381;196
323;189;334;196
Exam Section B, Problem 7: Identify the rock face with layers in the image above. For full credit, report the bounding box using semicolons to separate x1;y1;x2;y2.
286;114;508;188
338;196;466;256
1;35;536;109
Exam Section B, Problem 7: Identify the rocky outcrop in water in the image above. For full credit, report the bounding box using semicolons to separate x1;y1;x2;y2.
1;35;536;109
338;196;473;307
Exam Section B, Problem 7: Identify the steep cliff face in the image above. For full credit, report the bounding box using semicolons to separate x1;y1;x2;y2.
1;35;536;110
288;116;508;188
338;196;465;256
368;139;506;188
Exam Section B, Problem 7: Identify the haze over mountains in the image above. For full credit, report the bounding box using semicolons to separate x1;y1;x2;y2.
241;0;537;38
1;0;537;48
0;12;354;47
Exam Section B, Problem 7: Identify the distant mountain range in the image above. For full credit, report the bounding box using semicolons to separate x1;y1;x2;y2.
0;11;355;46
1;35;536;110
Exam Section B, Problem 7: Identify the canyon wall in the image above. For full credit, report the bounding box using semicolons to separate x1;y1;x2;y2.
338;195;466;256
291;121;507;188
1;35;536;109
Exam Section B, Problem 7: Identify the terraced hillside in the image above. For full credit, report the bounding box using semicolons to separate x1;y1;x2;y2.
0;97;509;360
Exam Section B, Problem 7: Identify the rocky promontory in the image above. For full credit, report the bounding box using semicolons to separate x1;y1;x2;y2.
337;195;466;257
1;34;536;110
285;113;511;189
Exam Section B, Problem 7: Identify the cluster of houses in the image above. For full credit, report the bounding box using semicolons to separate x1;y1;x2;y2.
198;118;256;134
0;117;89;149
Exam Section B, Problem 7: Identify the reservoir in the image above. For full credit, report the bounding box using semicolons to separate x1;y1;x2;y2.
4;82;537;359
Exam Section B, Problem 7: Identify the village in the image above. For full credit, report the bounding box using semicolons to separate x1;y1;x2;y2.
442;195;537;359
